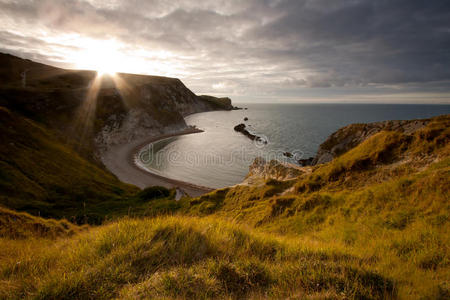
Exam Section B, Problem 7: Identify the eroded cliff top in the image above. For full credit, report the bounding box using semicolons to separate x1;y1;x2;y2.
312;118;431;165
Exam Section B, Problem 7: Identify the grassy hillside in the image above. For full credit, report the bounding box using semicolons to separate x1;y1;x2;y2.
0;106;134;221
0;107;187;223
0;53;234;223
1;54;448;299
181;115;450;298
0;216;395;299
0;206;85;239
0;53;235;161
0;54;185;159
0;115;447;299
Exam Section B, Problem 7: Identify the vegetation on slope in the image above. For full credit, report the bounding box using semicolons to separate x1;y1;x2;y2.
0;114;447;299
0;106;185;223
0;216;395;299
182;115;450;298
0;54;185;159
0;206;85;239
0;54;447;299
0;106;137;222
0;53;236;161
0;53;240;221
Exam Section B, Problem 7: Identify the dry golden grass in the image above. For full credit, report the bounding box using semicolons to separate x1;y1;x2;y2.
0;216;396;299
182;115;450;298
1;115;448;299
0;206;86;239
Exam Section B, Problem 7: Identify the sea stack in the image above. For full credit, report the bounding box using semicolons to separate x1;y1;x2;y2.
234;123;267;144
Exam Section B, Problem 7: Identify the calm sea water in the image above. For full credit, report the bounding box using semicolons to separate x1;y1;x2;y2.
138;103;450;188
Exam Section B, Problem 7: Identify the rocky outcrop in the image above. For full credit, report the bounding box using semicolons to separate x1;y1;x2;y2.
198;95;235;110
243;157;304;185
234;123;267;144
242;117;434;184
312;118;429;165
283;152;293;158
234;123;246;132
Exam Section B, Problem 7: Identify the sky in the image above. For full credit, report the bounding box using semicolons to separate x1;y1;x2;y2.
1;0;450;103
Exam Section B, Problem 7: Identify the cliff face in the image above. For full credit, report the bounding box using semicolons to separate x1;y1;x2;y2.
0;53;232;158
92;75;228;154
312;118;429;165
198;95;234;110
0;52;235;219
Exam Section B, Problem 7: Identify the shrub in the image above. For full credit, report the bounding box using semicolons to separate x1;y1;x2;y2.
137;186;171;201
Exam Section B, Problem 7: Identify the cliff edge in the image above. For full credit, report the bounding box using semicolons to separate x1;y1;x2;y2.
0;52;233;160
0;53;233;218
311;118;430;165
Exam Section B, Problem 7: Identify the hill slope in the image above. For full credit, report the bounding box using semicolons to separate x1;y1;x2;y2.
0;106;142;222
183;114;450;298
0;216;395;299
0;53;234;159
0;53;449;299
0;206;85;239
0;115;448;299
0;53;233;221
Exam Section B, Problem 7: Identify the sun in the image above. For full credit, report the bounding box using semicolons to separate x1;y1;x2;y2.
69;37;176;77
88;50;119;77
73;39;124;75
96;67;116;77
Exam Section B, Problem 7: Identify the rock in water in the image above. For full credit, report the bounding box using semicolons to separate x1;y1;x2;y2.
234;123;267;143
283;152;293;158
234;123;246;132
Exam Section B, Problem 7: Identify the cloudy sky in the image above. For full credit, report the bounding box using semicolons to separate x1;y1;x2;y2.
1;0;450;103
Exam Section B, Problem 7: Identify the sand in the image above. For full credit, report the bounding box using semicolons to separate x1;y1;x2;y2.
101;128;213;198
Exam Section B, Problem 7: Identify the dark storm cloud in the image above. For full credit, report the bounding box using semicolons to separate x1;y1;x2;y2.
246;0;450;85
0;0;449;102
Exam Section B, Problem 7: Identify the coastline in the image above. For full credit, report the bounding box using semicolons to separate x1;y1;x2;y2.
101;127;214;198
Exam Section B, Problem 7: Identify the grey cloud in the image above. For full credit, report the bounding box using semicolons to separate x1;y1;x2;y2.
0;0;449;102
246;0;450;86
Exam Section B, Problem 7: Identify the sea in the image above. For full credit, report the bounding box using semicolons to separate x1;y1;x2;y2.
138;103;450;188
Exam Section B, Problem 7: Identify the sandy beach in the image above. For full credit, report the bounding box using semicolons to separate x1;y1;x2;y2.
101;128;214;197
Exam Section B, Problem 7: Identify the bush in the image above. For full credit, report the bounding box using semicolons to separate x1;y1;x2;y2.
137;186;170;201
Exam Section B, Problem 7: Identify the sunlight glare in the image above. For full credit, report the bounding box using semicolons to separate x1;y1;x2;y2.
64;37;180;77
73;39;125;75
